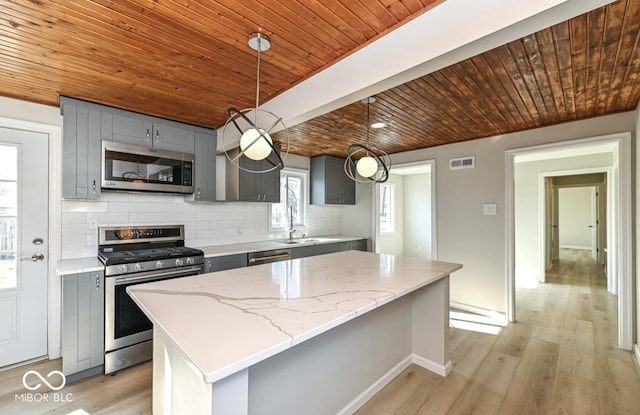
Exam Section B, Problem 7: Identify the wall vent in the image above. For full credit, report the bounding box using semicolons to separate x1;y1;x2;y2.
449;156;475;170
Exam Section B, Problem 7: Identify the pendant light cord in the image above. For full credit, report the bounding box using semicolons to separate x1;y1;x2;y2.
254;36;262;126
366;99;371;156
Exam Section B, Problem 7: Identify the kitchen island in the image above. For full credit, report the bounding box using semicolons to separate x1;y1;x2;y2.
127;250;462;415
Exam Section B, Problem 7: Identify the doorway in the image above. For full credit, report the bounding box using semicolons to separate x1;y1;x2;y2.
375;160;436;260
507;132;632;350
542;173;607;284
0;127;49;367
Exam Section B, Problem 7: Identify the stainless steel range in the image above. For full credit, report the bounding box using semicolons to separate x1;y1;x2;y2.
98;224;204;374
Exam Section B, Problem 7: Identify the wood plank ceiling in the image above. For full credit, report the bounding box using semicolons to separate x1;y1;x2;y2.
0;0;639;158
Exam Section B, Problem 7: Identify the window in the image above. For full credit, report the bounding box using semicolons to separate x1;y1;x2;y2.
270;169;307;230
0;145;18;290
379;183;395;234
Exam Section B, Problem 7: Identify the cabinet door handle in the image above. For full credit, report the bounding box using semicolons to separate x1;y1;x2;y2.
197;188;201;198
145;128;151;143
92;179;96;191
96;275;100;290
155;130;160;143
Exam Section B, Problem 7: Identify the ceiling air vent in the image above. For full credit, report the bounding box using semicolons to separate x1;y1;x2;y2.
449;156;475;170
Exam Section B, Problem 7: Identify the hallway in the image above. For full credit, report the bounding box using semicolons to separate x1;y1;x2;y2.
358;249;640;414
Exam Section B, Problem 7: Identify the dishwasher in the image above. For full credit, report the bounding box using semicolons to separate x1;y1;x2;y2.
247;248;292;265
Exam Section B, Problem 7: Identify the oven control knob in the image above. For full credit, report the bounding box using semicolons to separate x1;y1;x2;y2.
134;263;143;272
120;264;128;273
155;260;164;269
186;257;195;265
175;258;184;267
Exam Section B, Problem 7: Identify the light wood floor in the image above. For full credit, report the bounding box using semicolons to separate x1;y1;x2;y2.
357;249;640;414
1;249;639;414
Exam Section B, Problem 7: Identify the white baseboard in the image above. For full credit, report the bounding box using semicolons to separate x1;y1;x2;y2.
559;245;591;250
634;344;640;367
412;354;452;376
338;353;453;414
338;355;413;415
450;301;508;326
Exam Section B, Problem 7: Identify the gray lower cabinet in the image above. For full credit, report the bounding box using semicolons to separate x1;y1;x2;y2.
336;239;368;252
62;271;104;381
61;97;102;199
291;243;337;259
204;254;248;273
310;155;356;205
292;239;368;259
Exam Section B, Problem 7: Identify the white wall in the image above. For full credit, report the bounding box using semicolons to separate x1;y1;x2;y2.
383;111;636;313
60;153;341;259
61;194;341;259
340;183;374;240
403;173;432;259
514;153;612;282
0;96;62;126
558;187;593;249
378;174;404;256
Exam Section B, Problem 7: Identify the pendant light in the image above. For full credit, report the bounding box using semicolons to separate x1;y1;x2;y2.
344;97;391;184
222;31;289;173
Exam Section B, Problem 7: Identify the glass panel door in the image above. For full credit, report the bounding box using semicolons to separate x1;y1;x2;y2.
0;145;17;290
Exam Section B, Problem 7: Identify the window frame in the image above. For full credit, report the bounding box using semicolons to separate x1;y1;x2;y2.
269;167;308;231
379;182;395;235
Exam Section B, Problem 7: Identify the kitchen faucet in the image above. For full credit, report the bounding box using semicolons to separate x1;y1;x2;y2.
288;206;296;240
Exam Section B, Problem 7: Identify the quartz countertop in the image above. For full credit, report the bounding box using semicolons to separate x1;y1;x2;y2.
55;235;366;274
127;250;462;384
56;257;105;276
200;235;365;257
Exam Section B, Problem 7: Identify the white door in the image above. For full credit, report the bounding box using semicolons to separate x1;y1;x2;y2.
0;127;49;367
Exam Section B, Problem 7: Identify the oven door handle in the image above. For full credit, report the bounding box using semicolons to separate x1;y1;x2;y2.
113;265;203;284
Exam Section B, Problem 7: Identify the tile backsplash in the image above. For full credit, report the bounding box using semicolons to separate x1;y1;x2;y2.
61;192;341;259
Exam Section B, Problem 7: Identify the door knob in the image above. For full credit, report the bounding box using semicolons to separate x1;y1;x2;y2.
33;238;44;245
20;253;45;262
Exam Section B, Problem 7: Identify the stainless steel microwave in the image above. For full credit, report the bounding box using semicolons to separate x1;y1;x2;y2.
101;141;194;194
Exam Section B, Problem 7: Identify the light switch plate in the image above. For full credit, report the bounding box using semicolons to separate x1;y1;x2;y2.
483;203;497;216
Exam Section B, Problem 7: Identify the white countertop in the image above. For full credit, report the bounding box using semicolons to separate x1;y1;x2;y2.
200;235;365;257
55;257;105;276
127;250;462;384
55;235;366;274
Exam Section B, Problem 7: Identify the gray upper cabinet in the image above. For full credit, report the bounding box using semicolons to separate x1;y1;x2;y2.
186;131;217;202
61;97;102;199
239;158;281;202
62;271;104;380
62;97;215;199
310;155;355;205
108;114;195;153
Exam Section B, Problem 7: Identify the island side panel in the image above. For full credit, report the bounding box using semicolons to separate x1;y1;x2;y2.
247;295;413;415
411;274;451;375
153;327;250;415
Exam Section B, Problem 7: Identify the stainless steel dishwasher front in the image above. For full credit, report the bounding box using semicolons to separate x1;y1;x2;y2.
247;248;292;266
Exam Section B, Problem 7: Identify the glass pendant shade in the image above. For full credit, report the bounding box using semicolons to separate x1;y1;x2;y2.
356;156;378;177
240;128;273;160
